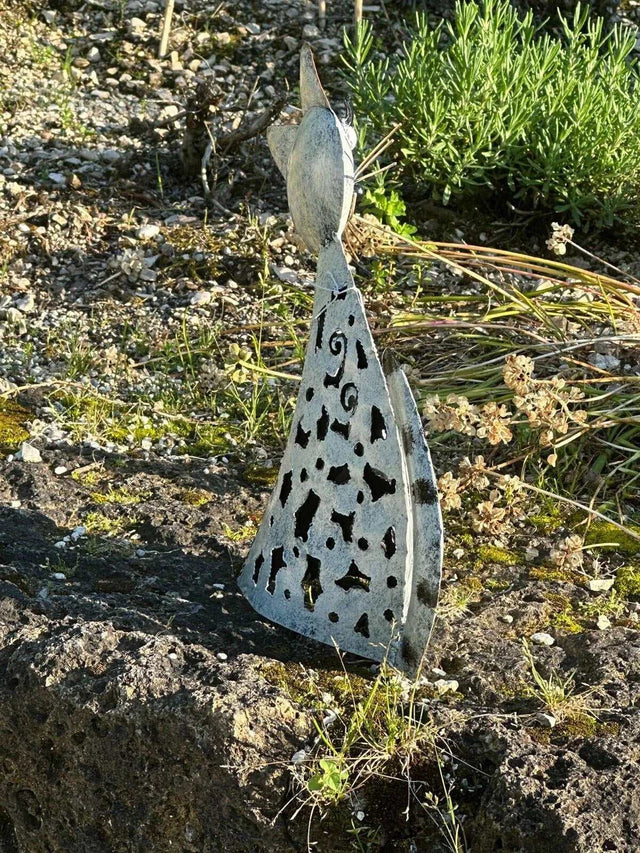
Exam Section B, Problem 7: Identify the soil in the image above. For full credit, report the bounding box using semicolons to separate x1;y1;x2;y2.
1;0;640;851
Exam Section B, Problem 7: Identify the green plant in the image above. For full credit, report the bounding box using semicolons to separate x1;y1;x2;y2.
307;757;349;803
360;176;416;237
280;652;466;850
522;639;595;722
344;0;640;227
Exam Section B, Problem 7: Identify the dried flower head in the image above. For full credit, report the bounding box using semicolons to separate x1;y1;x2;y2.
546;222;575;256
458;455;490;490
471;500;509;535
503;354;535;394
476;402;513;445
550;534;584;570
437;471;462;511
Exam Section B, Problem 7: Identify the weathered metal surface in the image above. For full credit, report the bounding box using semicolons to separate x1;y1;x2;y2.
238;46;442;673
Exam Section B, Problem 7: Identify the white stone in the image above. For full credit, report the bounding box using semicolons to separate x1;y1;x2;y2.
70;526;87;540
141;438;152;451
530;632;555;646
525;547;539;561
245;22;261;34
597;614;611;630
52;572;66;581
48;172;66;184
500;614;514;624
535;712;557;728
87;47;101;62
54;466;68;475
137;223;160;240
302;24;320;38
19;442;41;463
15;293;35;313
588;578;615;592
434;679;459;695
216;652;228;661
190;290;212;306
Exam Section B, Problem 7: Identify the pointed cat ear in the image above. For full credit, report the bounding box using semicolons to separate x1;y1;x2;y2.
266;125;299;179
300;43;330;111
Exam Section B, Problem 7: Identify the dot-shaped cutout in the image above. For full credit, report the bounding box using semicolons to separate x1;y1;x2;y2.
384;609;394;623
354;442;364;457
387;576;398;588
348;314;355;326
300;468;308;482
358;538;369;551
315;458;325;470
293;546;300;558
269;516;274;527
305;387;314;401
284;589;291;600
356;491;364;504
326;537;335;550
329;612;339;623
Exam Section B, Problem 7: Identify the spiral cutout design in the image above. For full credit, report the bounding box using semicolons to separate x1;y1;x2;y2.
340;382;358;415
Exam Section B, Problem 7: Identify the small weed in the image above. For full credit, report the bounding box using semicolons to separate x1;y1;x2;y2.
279;652;467;852
523;639;595;723
180;489;211;507
83;511;139;537
90;485;148;506
221;521;256;542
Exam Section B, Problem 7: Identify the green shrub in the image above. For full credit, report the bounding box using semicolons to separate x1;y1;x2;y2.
344;0;640;228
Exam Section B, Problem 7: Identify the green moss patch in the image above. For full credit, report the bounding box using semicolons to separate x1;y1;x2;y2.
615;564;640;599
585;520;640;556
0;399;30;450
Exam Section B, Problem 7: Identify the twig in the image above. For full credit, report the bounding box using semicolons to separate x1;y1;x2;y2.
487;472;640;541
217;96;287;153
158;0;175;59
354;0;363;27
318;0;327;30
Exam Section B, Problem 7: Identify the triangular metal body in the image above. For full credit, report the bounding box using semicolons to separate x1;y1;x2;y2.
238;243;442;672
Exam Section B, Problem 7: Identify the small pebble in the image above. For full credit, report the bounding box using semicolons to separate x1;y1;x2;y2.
588;578;615;592
54;465;68;475
52;572;66;581
597;614;611;630
433;678;459;695
137;223;160;240
19;442;42;463
530;632;555;646
500;614;514;624
168;652;179;661
190;290;212;306
216;652;228;661
535;712;557;728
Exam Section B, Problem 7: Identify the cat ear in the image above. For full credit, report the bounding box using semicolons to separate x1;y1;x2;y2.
266;125;299;179
300;43;330;111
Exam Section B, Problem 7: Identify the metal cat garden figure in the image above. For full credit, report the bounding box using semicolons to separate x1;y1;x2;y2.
237;46;443;674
